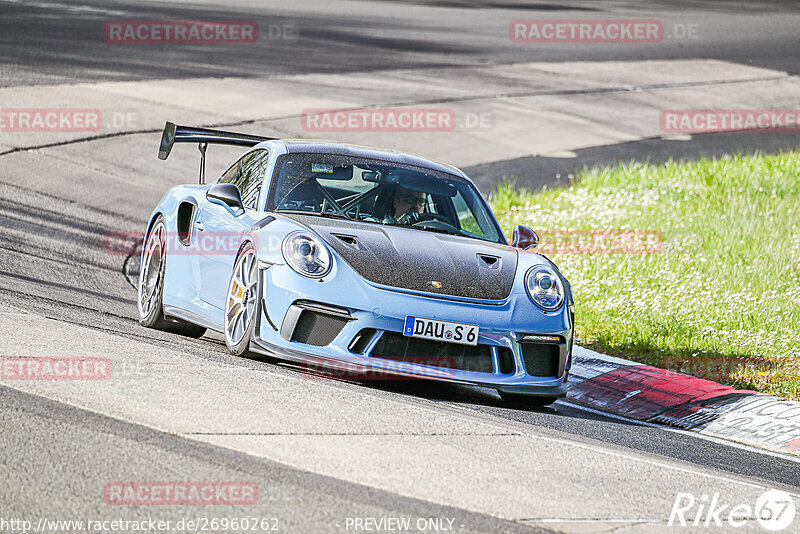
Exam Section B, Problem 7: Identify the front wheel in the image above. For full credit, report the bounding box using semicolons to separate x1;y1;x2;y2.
224;242;258;356
499;391;559;408
138;215;206;338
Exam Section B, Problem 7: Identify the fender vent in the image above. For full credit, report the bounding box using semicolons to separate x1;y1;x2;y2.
176;202;195;246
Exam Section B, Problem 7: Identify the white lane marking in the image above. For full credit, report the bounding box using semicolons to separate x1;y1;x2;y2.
194;354;800;490
529;519;660;524
0;303;33;315
481;401;800;493
621;389;642;401
570;346;800;461
281;373;800;494
0;0;128;16
558;399;800;466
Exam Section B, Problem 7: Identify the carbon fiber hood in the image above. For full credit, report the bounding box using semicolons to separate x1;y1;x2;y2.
281;214;518;300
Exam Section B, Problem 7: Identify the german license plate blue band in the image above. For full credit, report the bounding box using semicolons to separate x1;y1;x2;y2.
404;316;415;336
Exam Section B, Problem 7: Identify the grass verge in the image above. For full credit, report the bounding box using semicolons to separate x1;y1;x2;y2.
489;152;800;400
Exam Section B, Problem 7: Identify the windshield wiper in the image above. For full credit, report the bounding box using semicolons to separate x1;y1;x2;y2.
314;211;352;220
388;223;462;238
278;210;465;238
278;209;352;221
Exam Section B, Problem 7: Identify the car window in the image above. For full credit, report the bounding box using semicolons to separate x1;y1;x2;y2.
267;153;503;244
451;190;486;238
219;149;270;209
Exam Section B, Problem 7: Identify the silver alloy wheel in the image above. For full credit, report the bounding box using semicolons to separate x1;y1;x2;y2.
138;221;166;320
225;246;258;347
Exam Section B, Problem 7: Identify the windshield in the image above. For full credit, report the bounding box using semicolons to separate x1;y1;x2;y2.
267;153;504;244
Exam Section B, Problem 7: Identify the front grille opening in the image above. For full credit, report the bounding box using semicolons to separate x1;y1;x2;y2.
497;348;515;374
349;328;377;354
370;332;493;373
520;343;560;377
290;310;348;346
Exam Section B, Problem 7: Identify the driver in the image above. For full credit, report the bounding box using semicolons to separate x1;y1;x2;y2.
383;187;427;224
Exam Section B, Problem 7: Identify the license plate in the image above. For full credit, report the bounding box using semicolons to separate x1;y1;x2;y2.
403;316;479;346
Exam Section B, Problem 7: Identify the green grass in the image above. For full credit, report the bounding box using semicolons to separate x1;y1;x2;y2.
489;152;800;400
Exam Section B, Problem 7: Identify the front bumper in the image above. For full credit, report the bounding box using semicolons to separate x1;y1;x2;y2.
251;263;573;397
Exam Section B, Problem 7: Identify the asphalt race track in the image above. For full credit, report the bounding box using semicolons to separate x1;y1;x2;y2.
1;1;800;532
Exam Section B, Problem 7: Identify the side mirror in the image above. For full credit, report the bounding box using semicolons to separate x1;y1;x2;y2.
511;225;539;250
207;183;244;212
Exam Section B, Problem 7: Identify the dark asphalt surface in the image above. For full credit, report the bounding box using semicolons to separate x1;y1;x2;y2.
1;0;799;530
2;0;799;87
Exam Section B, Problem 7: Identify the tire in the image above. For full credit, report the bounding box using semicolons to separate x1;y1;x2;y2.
499;391;559;408
224;241;258;356
138;215;206;338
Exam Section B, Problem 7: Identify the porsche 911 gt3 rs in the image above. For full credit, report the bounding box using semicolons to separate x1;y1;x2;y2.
138;122;574;406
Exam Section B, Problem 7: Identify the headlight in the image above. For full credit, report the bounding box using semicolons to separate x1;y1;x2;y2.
281;231;332;278
525;265;564;311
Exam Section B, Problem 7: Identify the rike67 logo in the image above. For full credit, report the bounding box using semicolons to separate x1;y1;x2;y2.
669;490;796;531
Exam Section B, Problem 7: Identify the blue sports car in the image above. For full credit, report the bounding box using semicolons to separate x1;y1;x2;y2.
138;122;574;405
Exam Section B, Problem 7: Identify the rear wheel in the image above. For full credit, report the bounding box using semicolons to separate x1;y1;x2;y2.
499;391;559;408
138;215;206;338
224;242;258;356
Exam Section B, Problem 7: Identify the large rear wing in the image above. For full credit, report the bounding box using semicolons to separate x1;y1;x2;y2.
158;121;277;183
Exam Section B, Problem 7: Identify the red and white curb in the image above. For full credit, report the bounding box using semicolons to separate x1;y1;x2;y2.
568;346;800;457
